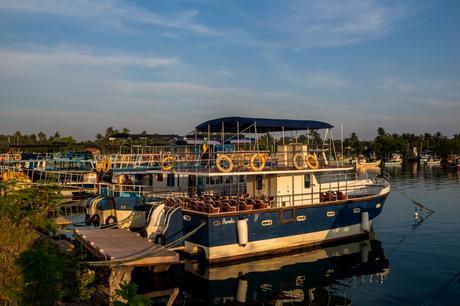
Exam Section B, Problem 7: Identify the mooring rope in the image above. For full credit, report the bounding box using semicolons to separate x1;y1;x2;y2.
380;170;435;259
80;221;206;266
381;170;435;214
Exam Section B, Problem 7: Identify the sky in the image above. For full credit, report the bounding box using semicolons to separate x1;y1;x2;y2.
0;0;459;140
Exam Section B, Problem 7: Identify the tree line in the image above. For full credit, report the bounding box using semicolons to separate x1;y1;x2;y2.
1;126;459;158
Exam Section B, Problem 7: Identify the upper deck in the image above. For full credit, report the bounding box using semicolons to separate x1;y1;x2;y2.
96;116;348;176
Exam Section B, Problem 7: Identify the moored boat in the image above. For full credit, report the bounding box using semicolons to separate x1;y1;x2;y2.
425;156;441;166
357;158;381;169
384;153;403;166
446;156;460;172
143;117;390;263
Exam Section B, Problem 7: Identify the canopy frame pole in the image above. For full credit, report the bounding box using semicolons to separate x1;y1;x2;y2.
341;124;344;163
237;121;240;151
208;124;211;170
194;130;197;169
221;122;224;148
282;126;285;145
255;122;259;152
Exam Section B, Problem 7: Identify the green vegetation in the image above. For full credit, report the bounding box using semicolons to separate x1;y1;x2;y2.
112;282;152;306
0;182;96;305
343;128;460;159
1;126;459;158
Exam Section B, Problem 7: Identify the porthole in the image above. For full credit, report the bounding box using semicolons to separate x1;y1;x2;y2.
261;220;273;226
183;215;191;221
296;215;306;222
327;211;336;217
376;203;381;209
213;220;221;226
353;208;361;214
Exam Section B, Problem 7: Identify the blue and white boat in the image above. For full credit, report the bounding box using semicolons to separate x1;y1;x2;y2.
142;117;390;263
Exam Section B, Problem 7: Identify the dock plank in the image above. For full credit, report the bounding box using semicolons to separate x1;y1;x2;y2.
75;228;179;267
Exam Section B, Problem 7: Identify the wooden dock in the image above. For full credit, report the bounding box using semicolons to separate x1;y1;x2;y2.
75;228;180;267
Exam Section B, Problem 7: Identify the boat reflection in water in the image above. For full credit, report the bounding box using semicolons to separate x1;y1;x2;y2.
180;238;389;305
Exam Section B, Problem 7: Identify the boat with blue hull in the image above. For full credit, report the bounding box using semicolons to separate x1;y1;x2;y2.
143;117;391;263
180;191;387;262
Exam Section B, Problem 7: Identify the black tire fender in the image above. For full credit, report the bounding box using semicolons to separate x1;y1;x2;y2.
154;234;166;246
91;214;100;227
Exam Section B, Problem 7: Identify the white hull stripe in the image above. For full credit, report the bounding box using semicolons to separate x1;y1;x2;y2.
185;222;367;261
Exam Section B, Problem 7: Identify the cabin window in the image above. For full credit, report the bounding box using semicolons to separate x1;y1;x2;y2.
167;174;175;187
304;174;311;189
256;175;263;190
157;174;163;182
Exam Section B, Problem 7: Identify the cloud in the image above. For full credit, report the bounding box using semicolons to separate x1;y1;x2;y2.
377;77;414;93
245;0;413;48
0;0;415;49
0;0;221;36
0;46;334;138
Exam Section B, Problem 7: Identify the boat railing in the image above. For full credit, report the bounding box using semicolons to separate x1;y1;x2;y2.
91;145;349;173
135;179;386;211
97;182;247;199
0;166;96;188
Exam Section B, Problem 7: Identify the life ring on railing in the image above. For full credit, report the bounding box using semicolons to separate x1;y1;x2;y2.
216;154;234;173
305;154;319;169
250;153;266;171
104;159;112;173
161;156;174;171
95;161;103;173
293;152;306;170
14;154;21;161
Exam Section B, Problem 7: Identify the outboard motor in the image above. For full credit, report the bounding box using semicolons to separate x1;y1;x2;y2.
85;195;104;225
144;204;184;246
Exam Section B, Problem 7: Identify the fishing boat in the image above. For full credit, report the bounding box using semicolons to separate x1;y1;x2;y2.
143;117;390;263
384;153;403;166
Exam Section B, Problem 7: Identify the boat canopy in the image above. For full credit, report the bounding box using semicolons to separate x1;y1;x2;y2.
195;117;333;133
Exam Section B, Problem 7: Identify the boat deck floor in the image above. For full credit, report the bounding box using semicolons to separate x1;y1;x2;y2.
75;228;179;267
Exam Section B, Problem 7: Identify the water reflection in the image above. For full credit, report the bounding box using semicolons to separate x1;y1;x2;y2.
176;238;389;305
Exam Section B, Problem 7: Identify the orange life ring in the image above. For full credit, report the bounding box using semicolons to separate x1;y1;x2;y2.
305;154;319;169
95;161;103;173
14;154;21;161
216;154;234;173
293;152;306;170
161;156;174;171
250;153;266;171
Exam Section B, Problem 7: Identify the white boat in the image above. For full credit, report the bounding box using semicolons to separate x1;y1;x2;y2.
385;153;403;166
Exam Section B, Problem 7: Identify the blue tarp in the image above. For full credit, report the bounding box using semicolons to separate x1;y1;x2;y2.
195;116;333;133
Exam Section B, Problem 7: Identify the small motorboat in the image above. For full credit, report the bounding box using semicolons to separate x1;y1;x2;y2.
384;153;403;166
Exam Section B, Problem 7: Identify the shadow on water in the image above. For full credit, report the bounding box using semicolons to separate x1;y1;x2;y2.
129;237;389;305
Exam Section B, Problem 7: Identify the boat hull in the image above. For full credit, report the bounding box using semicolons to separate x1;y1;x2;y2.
181;192;389;263
357;160;381;168
384;160;402;166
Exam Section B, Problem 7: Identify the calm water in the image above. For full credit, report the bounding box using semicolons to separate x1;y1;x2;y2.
131;163;460;305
